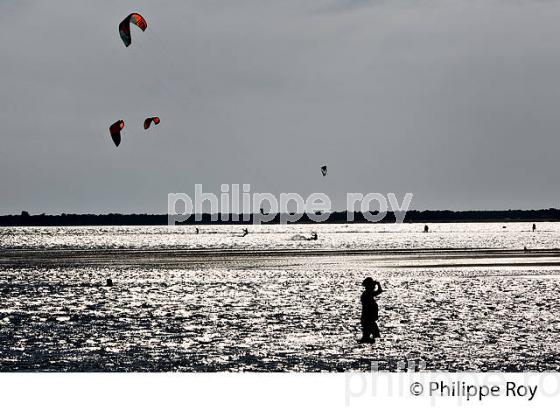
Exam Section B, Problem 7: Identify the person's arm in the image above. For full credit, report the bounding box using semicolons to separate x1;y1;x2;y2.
372;282;383;296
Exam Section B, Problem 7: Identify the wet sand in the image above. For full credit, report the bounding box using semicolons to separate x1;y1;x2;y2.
1;246;560;371
2;246;560;268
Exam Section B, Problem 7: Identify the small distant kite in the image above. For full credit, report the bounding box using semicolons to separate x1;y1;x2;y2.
119;13;147;47
109;120;124;147
321;165;328;177
144;116;160;130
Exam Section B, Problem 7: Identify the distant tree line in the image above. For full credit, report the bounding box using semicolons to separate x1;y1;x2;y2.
1;209;560;226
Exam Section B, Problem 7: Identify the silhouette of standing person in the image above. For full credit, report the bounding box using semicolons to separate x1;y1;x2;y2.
532;223;536;232
359;277;383;343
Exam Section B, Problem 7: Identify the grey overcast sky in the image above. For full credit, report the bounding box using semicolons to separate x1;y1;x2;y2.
2;0;560;214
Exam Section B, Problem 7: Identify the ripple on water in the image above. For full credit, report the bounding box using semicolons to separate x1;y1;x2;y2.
1;262;560;371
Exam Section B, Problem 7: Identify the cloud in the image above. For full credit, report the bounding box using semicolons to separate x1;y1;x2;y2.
1;0;560;213
318;0;379;14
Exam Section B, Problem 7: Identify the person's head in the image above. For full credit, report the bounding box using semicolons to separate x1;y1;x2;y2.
362;277;376;290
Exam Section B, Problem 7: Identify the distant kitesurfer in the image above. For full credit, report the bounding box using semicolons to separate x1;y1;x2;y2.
359;277;383;343
532;223;537;232
424;225;429;233
195;227;199;234
310;231;318;241
241;228;249;237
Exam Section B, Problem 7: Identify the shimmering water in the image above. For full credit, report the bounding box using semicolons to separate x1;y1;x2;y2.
2;222;560;251
1;223;559;371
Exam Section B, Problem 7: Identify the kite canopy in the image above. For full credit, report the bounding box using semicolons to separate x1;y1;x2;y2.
144;116;161;130
119;13;147;47
109;120;124;147
321;165;327;177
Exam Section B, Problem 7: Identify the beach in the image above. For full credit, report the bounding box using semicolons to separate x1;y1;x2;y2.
1;223;559;371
